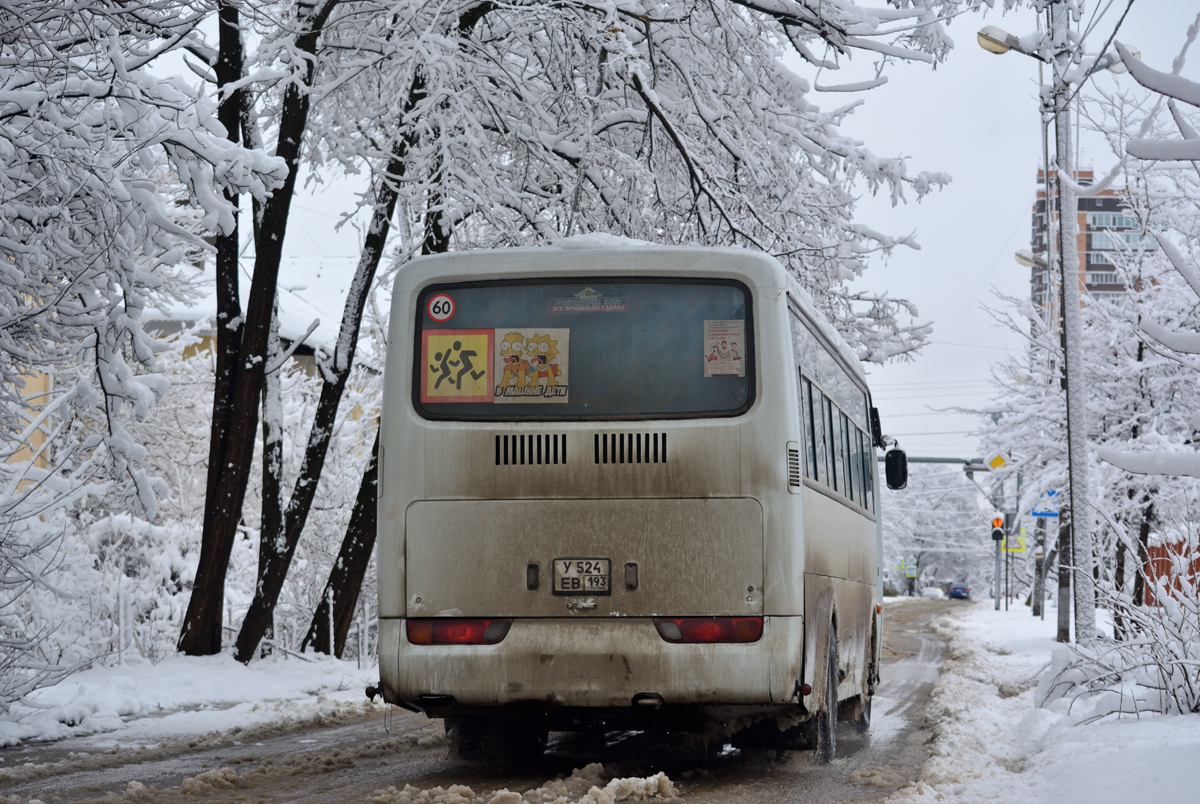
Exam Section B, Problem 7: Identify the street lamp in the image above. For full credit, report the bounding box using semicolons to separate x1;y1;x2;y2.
975;9;1135;647
976;26;1046;60
1014;249;1046;268
977;24;1137;75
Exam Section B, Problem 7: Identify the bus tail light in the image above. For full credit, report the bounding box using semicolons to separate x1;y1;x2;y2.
653;617;763;643
406;618;512;645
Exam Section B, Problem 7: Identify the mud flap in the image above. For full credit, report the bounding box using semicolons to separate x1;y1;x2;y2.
801;585;837;712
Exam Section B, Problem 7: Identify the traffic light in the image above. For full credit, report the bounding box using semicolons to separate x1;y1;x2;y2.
991;516;1005;541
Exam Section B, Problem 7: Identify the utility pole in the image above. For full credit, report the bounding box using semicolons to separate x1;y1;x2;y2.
991;516;1005;611
1057;509;1072;643
1033;518;1047;617
1004;511;1016;612
1048;1;1096;646
1005;535;1010;611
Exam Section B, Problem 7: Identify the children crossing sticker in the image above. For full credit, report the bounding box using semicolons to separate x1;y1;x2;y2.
420;329;493;403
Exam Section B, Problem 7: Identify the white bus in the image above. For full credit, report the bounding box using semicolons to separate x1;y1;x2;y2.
375;244;905;762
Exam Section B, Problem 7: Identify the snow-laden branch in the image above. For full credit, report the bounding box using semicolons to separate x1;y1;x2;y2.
265;319;320;375
1117;39;1200;109
1058;157;1126;196
815;76;889;92
1127;139;1200;161
1150;231;1200;291
1140;319;1200;355
1096;447;1200;478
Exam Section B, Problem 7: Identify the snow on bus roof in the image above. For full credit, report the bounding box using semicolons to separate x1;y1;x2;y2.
551;233;654;249
782;271;868;386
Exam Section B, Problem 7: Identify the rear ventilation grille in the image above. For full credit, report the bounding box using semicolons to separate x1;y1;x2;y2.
594;433;667;464
495;434;567;465
786;440;802;492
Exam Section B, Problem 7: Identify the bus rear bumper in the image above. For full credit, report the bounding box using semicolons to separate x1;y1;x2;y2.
379;615;802;710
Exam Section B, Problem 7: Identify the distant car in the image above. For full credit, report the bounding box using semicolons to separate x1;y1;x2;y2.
948;583;971;600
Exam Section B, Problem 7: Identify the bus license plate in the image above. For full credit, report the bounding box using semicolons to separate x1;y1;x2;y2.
553;558;611;595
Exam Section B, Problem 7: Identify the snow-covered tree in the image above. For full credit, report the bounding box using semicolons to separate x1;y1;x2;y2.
881;465;989;595
0;0;284;700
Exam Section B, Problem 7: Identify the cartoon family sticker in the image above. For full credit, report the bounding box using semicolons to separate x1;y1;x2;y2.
704;320;745;377
421;327;568;403
494;328;569;402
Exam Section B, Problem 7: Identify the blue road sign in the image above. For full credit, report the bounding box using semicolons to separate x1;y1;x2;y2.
1032;490;1061;518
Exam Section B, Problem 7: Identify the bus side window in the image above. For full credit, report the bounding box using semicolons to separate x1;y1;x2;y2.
814;391;829;488
864;429;872;509
840;412;855;503
852;427;865;508
829;400;844;495
847;415;862;507
800;374;816;480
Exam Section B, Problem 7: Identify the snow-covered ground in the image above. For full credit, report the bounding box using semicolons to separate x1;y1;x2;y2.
8;601;1200;803
0;651;378;751
888;601;1200;803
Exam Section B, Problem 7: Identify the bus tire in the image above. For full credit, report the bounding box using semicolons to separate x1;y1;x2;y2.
853;694;872;734
814;626;838;763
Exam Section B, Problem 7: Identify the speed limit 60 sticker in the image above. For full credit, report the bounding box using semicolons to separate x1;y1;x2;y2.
426;293;456;323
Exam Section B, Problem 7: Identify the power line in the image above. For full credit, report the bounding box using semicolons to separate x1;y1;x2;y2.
886;411;986;418
931;341;1015;352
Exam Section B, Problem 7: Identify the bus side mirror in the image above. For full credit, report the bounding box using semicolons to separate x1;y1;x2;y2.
870;407;884;449
885;449;907;490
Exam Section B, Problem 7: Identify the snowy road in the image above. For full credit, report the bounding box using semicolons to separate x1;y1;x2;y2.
2;599;957;803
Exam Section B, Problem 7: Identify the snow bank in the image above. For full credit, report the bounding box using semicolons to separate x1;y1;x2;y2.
0;650;375;749
884;603;1200;803
367;763;676;804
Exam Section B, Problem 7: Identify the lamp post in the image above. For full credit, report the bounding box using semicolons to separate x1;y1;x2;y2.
978;5;1135;646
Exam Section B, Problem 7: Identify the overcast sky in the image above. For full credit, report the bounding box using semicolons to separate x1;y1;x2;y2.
274;2;1200;459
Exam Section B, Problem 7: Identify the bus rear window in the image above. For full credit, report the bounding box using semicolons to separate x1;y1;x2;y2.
414;279;752;419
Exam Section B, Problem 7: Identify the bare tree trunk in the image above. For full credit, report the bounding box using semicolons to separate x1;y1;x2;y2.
233;7;491;663
258;299;285;655
234;140;409;662
1132;497;1154;608
1033;518;1046;617
234;65;448;662
178;1;246;655
301;431;378;656
1057;510;1071;643
1113;535;1126;640
179;1;338;655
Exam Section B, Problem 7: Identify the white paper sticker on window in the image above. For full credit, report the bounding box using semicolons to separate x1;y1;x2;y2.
493;328;569;402
704;320;745;377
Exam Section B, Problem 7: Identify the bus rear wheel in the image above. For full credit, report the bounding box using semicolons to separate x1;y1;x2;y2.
448;716;547;764
854;694;872;734
814;626;838;763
